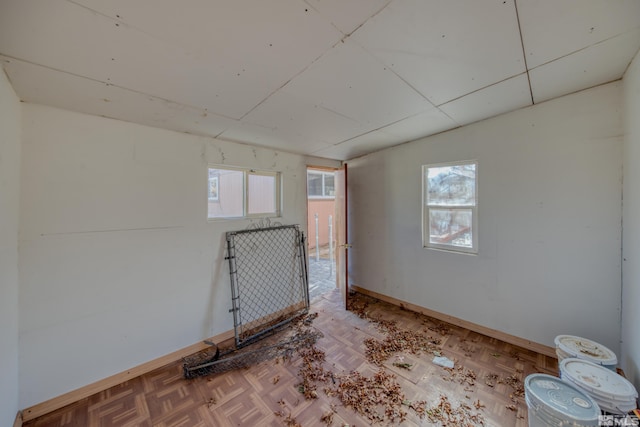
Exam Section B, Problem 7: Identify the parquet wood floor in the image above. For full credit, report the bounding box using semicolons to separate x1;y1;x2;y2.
24;289;557;426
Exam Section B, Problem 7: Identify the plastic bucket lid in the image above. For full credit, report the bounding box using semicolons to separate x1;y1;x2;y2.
525;373;601;425
555;335;617;366
559;358;638;402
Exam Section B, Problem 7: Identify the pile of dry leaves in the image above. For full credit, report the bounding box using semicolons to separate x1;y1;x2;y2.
426;395;486;426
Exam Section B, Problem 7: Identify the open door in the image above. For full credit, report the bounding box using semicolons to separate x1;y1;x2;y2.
335;164;348;309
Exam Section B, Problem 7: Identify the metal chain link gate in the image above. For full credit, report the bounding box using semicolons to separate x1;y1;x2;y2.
226;224;309;348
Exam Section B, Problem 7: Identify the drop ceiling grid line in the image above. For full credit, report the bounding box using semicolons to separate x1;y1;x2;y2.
514;0;535;105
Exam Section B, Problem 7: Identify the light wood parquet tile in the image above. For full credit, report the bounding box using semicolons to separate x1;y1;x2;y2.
24;288;558;426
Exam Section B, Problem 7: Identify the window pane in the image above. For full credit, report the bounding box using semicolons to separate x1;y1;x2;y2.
427;164;476;206
323;174;335;197
429;208;473;248
307;173;323;197
208;168;244;218
248;174;276;215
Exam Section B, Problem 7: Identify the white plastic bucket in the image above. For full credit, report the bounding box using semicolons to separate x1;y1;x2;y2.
525;373;601;427
555;335;617;371
559;358;638;415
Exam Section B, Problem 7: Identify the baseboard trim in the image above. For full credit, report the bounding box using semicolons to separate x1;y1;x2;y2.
13;411;22;427
351;285;556;359
21;329;235;422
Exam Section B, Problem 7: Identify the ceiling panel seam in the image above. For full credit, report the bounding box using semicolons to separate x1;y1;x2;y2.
513;0;535;105
64;0;189;53
527;27;640;72
237;40;342;122
435;72;529;108
0;54;238;122
357;42;440;109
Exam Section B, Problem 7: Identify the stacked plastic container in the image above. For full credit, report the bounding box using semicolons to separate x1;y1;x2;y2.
525;373;601;426
555;335;617;371
559;358;638;415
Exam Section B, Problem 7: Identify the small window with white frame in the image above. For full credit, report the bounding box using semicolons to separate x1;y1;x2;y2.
307;169;335;199
423;161;477;253
207;166;281;219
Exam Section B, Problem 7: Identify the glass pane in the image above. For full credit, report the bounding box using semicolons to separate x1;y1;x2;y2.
429;208;473;248
427;163;476;206
208;168;244;218
307;172;323;197
323;174;335;197
248;174;276;215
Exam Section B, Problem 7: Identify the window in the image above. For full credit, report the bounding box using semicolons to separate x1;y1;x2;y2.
307;170;335;198
207;166;280;219
423;161;477;253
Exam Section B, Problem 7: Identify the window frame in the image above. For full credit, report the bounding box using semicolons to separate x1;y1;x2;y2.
422;160;478;254
307;169;335;199
207;165;281;220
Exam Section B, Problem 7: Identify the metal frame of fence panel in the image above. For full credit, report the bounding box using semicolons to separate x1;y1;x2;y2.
226;224;309;348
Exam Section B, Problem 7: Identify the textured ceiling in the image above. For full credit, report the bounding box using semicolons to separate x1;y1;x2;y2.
1;0;639;160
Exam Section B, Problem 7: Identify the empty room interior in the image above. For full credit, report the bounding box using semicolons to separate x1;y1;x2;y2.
2;1;640;426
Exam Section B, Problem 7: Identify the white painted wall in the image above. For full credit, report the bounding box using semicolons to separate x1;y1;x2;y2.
622;49;640;391
348;82;623;354
18;104;327;408
0;68;21;425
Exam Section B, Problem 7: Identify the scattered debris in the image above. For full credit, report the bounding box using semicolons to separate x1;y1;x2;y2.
426;395;486;426
428;323;452;336
183;312;322;378
320;404;337;425
364;329;441;365
485;373;499;387
402;399;427;419
500;373;525;399
274;399;302;427
433;356;455;368
459;340;477;357
296;345;331;400
393;362;413;370
442;365;477;386
329;369;407;424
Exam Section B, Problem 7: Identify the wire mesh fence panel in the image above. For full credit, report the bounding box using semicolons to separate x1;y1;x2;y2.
227;224;309;347
183;328;322;379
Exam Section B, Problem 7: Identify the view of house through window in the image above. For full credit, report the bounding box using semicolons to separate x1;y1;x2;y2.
307;170;335;198
208;166;280;219
423;161;477;253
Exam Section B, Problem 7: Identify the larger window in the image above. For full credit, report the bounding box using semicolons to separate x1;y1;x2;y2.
207;166;280;219
423;161;477;253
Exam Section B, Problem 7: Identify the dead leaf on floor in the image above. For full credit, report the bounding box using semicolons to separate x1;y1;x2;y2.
426;395;485;426
274;400;302;427
393;362;413;370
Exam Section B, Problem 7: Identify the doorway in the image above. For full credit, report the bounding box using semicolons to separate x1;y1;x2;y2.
306;167;338;301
